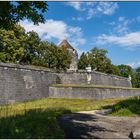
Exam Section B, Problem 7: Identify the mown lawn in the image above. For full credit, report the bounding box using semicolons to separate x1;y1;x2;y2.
0;97;122;138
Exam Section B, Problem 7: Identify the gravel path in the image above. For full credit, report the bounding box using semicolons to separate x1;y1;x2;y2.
58;110;140;139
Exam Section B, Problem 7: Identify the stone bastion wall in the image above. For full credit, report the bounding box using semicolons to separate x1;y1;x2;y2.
0;62;133;104
0;63;57;104
56;71;132;87
49;86;140;99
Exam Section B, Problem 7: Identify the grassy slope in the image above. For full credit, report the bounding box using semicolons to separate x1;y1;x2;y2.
110;96;140;116
0;97;140;138
0;98;122;138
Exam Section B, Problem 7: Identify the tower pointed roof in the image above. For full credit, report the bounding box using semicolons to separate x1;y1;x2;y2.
58;39;75;50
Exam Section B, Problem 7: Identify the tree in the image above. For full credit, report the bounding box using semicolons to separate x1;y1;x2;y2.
107;64;120;76
37;42;72;70
0;1;48;29
88;47;113;73
136;66;140;73
0;24;27;63
44;43;58;68
0;24;72;70
56;46;72;70
78;52;88;70
118;64;133;78
23;31;41;64
132;67;140;88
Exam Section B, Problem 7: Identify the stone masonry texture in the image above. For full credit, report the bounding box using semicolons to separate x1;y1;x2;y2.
0;62;135;104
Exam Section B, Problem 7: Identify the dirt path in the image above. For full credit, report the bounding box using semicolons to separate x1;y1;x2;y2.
58;110;140;139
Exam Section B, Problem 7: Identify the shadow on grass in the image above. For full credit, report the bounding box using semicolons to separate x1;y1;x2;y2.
0;108;71;139
103;96;140;116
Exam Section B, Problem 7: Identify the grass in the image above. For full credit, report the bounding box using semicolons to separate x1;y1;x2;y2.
105;96;140;116
0;97;122;138
0;97;140;138
49;84;140;90
0;108;69;139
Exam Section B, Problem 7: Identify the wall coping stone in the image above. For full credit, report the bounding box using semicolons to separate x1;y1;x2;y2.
0;62;56;73
49;84;140;90
49;84;139;90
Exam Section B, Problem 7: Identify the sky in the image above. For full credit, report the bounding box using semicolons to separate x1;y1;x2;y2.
20;2;140;68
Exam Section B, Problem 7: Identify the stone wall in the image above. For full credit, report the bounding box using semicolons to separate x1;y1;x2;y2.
0;62;133;104
49;86;140;99
0;63;57;104
57;71;131;87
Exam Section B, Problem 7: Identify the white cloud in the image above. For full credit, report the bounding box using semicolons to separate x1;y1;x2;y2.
108;17;134;36
72;17;84;21
66;2;119;20
96;31;140;49
127;61;140;68
20;19;68;40
118;16;125;22
67;2;85;11
20;19;86;56
96;2;118;15
87;8;95;20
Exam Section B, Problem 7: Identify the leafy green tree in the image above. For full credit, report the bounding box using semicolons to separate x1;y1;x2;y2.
23;31;41;65
118;64;133;77
107;64;120;76
136;66;140;73
78;52;88;69
132;67;140;88
135;72;140;88
0;1;48;29
56;46;72;70
0;24;72;70
37;42;72;70
0;24;26;63
88;47;112;73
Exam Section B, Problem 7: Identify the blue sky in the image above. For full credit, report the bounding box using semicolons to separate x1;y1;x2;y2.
20;2;140;68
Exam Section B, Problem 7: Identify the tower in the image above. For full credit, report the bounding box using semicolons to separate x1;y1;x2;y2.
58;39;78;71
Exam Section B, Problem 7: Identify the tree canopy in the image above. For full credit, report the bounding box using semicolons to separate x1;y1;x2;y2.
78;52;88;70
132;66;140;88
118;64;133;78
0;25;72;70
78;47;120;75
0;1;48;29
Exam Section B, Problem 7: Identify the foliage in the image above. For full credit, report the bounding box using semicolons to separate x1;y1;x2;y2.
36;42;72;70
132;67;140;88
88;47;109;71
136;66;140;73
0;25;72;70
78;47;119;75
78;52;88;69
135;72;140;88
118;64;133;78
0;24;26;63
56;46;72;70
0;1;48;29
110;64;120;75
116;65;140;88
